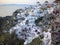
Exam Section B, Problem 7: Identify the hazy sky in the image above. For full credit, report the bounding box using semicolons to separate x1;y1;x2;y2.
0;0;55;5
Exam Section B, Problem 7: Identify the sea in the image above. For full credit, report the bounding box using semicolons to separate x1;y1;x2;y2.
0;4;32;17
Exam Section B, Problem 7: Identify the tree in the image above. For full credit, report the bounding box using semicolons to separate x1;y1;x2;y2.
30;37;43;45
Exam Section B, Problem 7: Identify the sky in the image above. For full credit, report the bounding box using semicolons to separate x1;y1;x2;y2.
0;0;55;5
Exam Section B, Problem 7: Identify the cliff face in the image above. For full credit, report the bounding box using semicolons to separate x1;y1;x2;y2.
51;1;60;45
51;12;60;45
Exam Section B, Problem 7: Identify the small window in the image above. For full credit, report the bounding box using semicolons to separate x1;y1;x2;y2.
37;32;40;34
58;30;60;32
19;32;20;33
35;30;38;32
56;26;58;29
